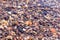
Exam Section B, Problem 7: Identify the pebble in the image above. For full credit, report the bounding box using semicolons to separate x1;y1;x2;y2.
17;26;25;33
50;28;57;33
25;20;32;26
12;11;17;14
4;7;12;11
8;11;12;14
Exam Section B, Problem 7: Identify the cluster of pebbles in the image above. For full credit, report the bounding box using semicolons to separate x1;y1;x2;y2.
0;0;60;40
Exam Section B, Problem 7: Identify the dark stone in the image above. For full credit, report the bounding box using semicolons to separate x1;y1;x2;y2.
4;31;9;37
22;14;27;17
39;21;45;26
38;38;42;40
39;21;42;25
4;7;12;11
17;26;24;33
0;34;3;38
4;16;9;20
27;32;36;36
23;16;28;21
12;11;17;14
43;31;52;37
0;29;4;33
34;17;38;19
42;10;48;15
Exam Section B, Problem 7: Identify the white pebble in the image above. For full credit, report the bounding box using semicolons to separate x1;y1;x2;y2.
8;11;12;14
23;28;26;31
17;6;21;8
25;4;28;7
37;4;41;6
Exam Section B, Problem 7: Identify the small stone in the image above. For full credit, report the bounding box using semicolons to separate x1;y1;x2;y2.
12;11;17;14
4;16;9;20
17;6;21;8
28;37;33;40
23;28;26;31
37;4;41;6
50;28;56;33
42;10;48;15
25;20;32;26
0;34;3;38
0;25;4;29
8;12;12;14
4;26;7;28
44;14;52;20
25;4;28;8
6;36;12;39
1;20;8;26
17;26;24;33
3;31;9;37
10;31;16;35
4;7;12;11
26;0;29;4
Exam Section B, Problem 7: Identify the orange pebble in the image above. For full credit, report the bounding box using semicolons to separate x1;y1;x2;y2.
25;20;32;26
50;28;56;33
